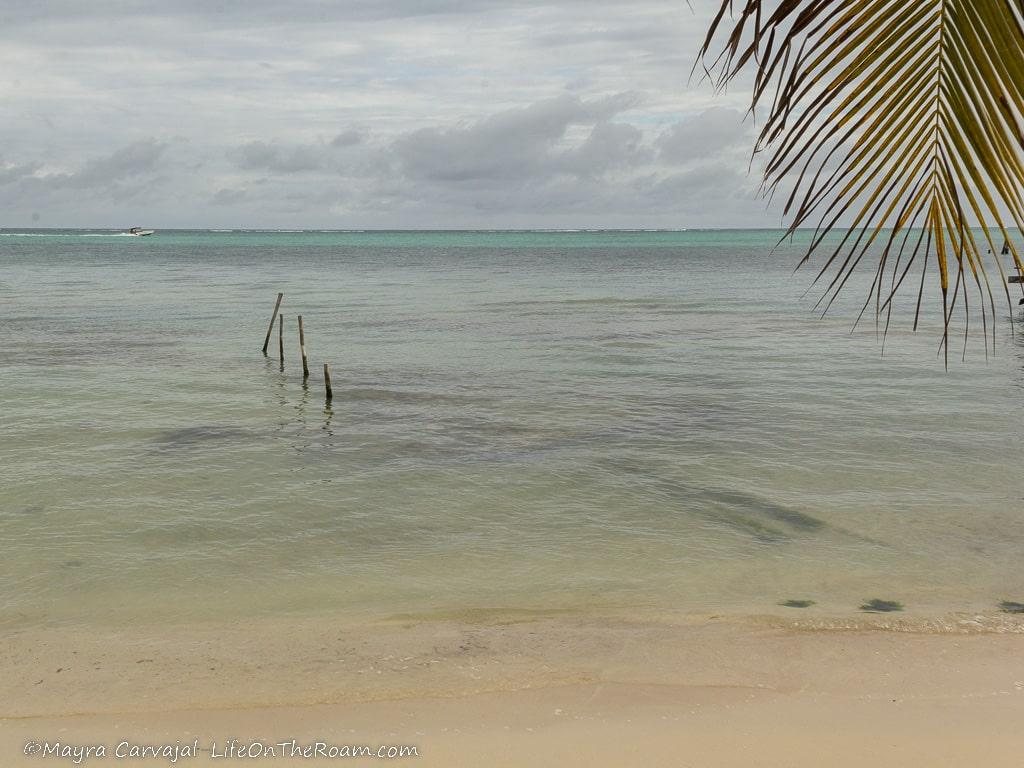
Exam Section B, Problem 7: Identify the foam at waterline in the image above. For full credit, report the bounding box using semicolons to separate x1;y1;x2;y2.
764;612;1024;634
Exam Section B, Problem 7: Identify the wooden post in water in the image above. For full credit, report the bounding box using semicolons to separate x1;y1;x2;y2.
297;315;310;380
262;292;284;355
278;315;284;369
323;363;333;402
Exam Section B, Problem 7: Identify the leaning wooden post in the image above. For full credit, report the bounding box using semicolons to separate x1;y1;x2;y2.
323;363;333;402
261;292;284;355
278;315;284;369
297;315;310;380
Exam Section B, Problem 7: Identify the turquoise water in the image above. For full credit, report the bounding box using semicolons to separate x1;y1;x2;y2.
2;229;1023;629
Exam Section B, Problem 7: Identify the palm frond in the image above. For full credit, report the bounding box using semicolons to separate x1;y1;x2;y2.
700;0;1024;361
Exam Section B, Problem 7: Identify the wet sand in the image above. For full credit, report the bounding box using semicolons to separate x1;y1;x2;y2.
3;612;1024;766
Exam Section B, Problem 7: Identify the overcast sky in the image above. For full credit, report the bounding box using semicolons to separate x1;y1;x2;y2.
0;1;777;229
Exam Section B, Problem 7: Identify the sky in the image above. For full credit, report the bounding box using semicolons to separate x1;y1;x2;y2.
0;1;778;229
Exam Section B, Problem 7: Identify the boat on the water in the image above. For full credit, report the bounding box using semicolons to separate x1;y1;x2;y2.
125;227;155;237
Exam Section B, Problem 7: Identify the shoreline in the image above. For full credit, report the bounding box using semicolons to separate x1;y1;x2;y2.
4;610;1024;718
4;612;1024;765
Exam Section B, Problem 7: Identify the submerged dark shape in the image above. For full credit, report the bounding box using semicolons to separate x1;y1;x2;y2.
779;599;816;609
703;489;825;532
860;599;904;613
999;601;1024;614
599;457;829;544
151;425;252;450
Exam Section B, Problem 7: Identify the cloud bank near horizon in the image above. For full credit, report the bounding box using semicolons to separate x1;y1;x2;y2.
0;1;777;229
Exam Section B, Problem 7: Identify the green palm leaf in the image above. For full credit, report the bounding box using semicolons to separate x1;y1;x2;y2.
701;0;1024;361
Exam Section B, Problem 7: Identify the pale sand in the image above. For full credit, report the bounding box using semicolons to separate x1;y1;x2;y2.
2;612;1023;766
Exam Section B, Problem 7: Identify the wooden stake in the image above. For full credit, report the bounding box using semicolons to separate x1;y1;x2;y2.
323;363;333;402
262;292;284;355
298;315;309;380
278;315;284;369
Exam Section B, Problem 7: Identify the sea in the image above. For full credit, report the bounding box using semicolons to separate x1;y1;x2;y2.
2;229;1023;631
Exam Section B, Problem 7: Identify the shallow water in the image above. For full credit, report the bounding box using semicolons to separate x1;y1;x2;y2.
2;229;1023;630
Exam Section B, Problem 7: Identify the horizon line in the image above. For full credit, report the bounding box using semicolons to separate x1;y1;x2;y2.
1;226;1020;234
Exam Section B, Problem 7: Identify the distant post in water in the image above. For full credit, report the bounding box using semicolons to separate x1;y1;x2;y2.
297;315;310;380
323;363;333;402
278;315;284;369
262;292;284;355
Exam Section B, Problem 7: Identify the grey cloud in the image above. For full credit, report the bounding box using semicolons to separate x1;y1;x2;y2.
211;188;247;205
642;164;762;214
657;107;753;164
393;93;642;183
229;141;321;173
556;121;650;177
577;92;646;121
44;140;168;190
227;133;375;175
331;128;364;148
369;96;762;226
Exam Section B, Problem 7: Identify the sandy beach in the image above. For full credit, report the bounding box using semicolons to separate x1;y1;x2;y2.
3;613;1024;766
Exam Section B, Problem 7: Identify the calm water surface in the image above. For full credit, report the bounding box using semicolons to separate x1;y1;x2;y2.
2;229;1023;629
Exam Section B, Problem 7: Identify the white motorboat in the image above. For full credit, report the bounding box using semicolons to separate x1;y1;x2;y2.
125;227;155;236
